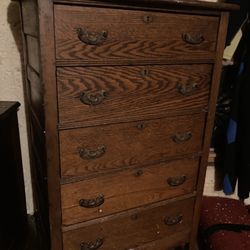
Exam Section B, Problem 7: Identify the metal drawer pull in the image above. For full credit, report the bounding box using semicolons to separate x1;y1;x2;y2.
76;27;108;46
182;32;204;45
172;132;192;144
80;90;107;106
79;195;105;208
164;214;183;226
80;237;104;250
167;175;187;187
177;82;198;96
79;145;106;160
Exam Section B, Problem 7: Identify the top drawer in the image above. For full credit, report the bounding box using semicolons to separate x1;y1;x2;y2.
54;5;219;63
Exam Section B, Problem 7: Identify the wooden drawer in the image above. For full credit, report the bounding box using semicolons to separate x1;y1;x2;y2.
54;5;219;62
57;64;212;127
61;158;199;225
60;113;205;178
62;198;194;250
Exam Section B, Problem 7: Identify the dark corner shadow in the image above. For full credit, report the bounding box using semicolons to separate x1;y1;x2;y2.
7;1;23;54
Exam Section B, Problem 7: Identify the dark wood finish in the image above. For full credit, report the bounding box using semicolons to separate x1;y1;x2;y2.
53;0;239;11
36;0;63;249
61;157;199;225
55;5;219;63
17;0;235;249
0;102;27;250
63;198;195;250
57;64;212;126
60;113;205;177
189;12;230;250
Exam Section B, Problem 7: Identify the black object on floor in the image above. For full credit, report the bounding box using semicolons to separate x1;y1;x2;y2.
0;101;27;250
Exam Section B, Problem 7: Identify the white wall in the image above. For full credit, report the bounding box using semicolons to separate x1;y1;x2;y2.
0;0;33;214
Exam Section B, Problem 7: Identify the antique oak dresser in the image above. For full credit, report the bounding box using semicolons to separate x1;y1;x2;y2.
18;0;237;249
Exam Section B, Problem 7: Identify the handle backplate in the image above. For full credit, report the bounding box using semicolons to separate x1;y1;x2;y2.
80;237;104;250
177;82;198;96
80;90;107;106
79;145;106;160
182;32;204;45
172;132;192;144
79;194;105;208
164;214;183;226
76;27;108;46
167;175;187;187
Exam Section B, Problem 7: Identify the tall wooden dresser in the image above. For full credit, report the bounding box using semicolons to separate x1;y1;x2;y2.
18;0;237;249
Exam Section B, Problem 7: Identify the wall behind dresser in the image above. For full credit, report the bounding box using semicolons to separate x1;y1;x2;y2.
0;0;33;214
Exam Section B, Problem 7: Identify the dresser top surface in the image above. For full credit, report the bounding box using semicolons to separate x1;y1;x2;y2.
51;0;239;11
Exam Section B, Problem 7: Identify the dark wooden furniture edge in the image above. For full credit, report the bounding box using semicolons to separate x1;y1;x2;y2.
14;0;239;11
52;0;239;11
0;102;20;121
37;0;63;249
189;11;230;249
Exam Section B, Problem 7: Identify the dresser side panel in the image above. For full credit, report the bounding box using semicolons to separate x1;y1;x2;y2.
37;0;63;249
189;11;230;250
19;0;50;248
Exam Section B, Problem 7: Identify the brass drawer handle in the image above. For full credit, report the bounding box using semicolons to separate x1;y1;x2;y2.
80;237;104;250
79;195;105;208
182;32;204;45
79;145;106;160
76;28;108;46
167;175;187;187
172;132;192;144
80;90;107;106
164;214;183;226
177;82;198;96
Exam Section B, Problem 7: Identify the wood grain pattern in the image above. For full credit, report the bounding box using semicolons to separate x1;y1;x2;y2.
61;157;199;225
63;198;194;250
127;230;190;250
60;113;205;178
18;1;235;249
54;5;219;62
57;64;212;126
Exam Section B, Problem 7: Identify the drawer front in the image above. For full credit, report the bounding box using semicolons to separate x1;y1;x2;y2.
63;198;194;250
61;158;199;225
57;65;212;126
54;5;219;62
60;113;205;177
